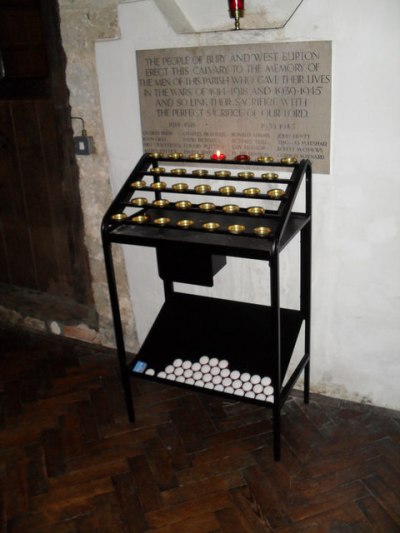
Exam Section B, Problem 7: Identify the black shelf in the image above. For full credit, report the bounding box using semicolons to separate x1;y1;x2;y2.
135;293;303;381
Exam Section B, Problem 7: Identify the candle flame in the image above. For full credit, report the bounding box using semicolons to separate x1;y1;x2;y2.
216;150;221;157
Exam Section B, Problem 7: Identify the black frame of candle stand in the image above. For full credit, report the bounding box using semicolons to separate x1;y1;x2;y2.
101;154;312;461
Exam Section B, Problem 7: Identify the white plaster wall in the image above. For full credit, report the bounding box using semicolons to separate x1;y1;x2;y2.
95;0;400;409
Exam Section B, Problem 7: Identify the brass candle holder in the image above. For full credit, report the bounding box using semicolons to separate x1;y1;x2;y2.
257;156;274;163
247;206;265;216
177;219;194;229
148;152;164;158
203;222;220;232
130;197;148;207
195;184;212;194
222;204;240;214
189;153;204;160
151;181;167;191
131;215;149;224
131;180;146;189
192;169;208;176
253;226;272;237
172;182;189;192
168;152;184;159
111;213;127;221
153;199;170;208
243;187;260;197
238;171;254;179
215;170;231;178
154;217;171;226
261;172;279;181
219;185;236;196
267;188;285;199
171;168;186;176
281;157;297;165
175;200;192;210
149;167;165;174
199;202;216;212
228;224;246;234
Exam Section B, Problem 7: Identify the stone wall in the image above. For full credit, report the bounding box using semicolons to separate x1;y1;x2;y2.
57;0;138;350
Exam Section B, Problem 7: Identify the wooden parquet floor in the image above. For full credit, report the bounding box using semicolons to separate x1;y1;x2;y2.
0;326;399;532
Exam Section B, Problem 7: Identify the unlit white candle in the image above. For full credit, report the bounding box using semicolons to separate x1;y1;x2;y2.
264;385;274;396
232;379;242;389
182;360;192;370
199;355;209;365
241;372;251;382
204;382;214;389
211;366;220;376
212;375;222;385
214;384;224;391
192;362;201;372
201;364;211;374
224;386;234;394
145;368;155;376
230;370;240;380
255;393;266;401
209;357;219;367
250;374;261;385
234;389;244;396
176;375;185;383
245;391;255;398
253;384;263;394
222;377;232;387
195;380;204;388
220;368;230;378
183;369;193;379
219;359;229;369
165;365;174;374
174;367;184;376
242;381;252;392
193;371;203;381
157;371;166;378
173;358;183;367
261;376;272;386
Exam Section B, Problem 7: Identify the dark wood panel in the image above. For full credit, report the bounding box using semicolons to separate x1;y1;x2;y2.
35;99;75;299
11;100;60;292
0;101;37;287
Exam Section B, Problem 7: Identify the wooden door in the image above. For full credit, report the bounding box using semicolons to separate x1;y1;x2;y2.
0;0;94;321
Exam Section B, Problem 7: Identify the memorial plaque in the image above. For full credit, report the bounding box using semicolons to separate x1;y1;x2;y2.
137;41;331;173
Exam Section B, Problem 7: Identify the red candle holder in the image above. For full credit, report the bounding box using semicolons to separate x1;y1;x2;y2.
211;150;226;161
234;154;251;162
229;0;244;30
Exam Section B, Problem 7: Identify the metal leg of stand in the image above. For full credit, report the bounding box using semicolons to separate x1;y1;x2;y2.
270;248;281;461
301;220;312;406
102;238;135;422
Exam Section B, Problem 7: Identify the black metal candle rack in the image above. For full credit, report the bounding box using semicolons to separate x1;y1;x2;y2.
101;153;312;460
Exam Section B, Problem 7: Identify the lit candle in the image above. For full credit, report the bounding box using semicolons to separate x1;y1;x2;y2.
211;150;226;161
234;154;250;161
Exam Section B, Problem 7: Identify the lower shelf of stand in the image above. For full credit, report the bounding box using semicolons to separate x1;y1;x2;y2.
130;292;303;405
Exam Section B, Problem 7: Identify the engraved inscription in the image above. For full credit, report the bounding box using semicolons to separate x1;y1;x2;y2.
137;42;331;173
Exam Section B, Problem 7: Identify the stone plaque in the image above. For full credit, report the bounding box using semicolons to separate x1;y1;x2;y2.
137;41;331;173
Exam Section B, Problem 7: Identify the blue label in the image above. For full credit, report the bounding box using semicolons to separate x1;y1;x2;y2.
132;360;147;373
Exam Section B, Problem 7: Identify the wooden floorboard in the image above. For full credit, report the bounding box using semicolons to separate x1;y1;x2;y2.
0;326;399;532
